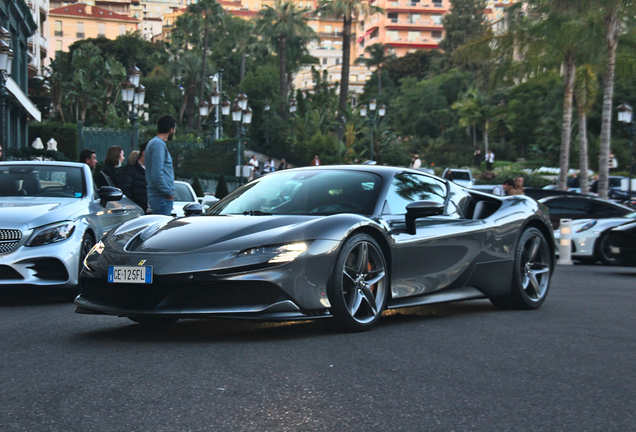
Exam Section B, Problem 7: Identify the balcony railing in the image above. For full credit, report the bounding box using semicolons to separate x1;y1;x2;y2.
388;1;444;7
54;30;63;37
319;31;344;37
98;33;106;38
386;18;443;26
387;36;441;43
76;32;85;38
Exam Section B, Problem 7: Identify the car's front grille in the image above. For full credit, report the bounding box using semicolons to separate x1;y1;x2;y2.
81;276;290;311
0;229;22;254
0;265;24;280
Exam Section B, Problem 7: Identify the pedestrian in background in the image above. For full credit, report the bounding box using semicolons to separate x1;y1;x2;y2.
121;142;149;213
443;169;454;181
473;149;482;167
95;145;124;189
79;149;98;171
410;154;421;169
278;158;286;171
485;150;495;171
264;157;275;173
509;176;524;195
492;179;514;196
311;155;321;166
0;144;4;161
146;115;176;216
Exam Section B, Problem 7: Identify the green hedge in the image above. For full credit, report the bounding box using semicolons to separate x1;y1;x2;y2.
5;147;70;161
28;123;79;161
168;138;237;178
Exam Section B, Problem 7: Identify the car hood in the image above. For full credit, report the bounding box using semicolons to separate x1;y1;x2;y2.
0;197;84;229
120;215;329;253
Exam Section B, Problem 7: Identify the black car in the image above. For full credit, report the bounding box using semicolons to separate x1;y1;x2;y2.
604;220;636;266
76;166;555;332
538;195;633;229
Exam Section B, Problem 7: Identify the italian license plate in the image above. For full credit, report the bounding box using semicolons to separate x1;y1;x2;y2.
610;246;620;254
108;266;153;284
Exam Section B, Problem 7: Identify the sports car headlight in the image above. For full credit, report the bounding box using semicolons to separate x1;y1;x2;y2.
576;220;597;233
26;222;76;247
83;240;105;271
238;242;309;263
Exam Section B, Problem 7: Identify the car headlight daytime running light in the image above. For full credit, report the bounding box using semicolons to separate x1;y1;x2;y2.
26;222;76;247
576;220;597;233
238;242;309;263
83;240;105;271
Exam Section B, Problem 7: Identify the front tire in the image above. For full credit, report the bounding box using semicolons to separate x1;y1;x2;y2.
491;228;552;310
596;231;626;266
327;234;388;332
61;231;95;302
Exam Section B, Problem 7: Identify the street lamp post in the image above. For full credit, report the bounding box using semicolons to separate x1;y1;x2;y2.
360;98;386;161
289;98;297;143
231;94;252;186
618;103;635;207
0;27;13;154
121;66;145;150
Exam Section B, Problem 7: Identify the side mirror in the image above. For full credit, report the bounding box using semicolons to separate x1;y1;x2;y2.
98;186;123;207
183;202;203;216
405;200;444;235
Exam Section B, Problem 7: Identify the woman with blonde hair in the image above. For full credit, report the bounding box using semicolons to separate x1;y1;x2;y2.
95;145;125;189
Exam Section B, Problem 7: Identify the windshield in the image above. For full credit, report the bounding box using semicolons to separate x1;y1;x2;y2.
625;212;636;219
208;170;381;216
0;165;85;198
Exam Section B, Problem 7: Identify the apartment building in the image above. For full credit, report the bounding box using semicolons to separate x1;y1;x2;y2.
26;0;49;76
48;3;139;58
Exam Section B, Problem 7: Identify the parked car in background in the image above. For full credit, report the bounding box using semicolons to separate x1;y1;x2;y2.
200;194;220;211
538;195;633;229
171;181;199;217
442;168;474;188
554;211;636;264
0;161;144;300
603;219;636;266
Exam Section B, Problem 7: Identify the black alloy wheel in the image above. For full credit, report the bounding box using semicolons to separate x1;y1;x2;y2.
596;231;626;266
491;227;552;310
327;234;388;332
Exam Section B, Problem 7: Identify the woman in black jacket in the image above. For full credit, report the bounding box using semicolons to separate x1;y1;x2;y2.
95;145;124;189
121;142;149;213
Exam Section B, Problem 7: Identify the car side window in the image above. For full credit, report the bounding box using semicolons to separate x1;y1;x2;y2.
546;199;592;215
592;203;623;216
383;172;447;215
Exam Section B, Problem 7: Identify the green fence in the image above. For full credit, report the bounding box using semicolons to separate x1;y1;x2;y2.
78;122;136;162
168;139;237;179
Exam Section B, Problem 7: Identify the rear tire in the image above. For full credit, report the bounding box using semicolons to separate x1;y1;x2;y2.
326;234;388;332
491;228;552;310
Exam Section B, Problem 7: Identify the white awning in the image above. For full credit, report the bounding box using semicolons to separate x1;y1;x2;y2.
6;77;41;122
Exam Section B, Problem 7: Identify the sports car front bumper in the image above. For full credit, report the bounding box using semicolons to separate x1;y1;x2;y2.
75;239;341;320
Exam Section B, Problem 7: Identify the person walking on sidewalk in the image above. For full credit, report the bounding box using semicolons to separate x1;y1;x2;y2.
145;115;176;216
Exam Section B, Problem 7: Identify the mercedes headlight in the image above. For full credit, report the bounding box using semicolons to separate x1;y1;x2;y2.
238;242;309;263
26;222;76;247
576;220;597;233
83;240;104;271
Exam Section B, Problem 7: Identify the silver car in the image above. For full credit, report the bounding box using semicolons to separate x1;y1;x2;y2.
0;161;143;299
554;211;636;264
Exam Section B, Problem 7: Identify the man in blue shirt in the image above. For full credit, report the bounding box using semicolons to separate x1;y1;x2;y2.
145;115;176;216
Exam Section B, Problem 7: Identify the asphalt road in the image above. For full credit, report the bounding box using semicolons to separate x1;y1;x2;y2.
1;264;635;432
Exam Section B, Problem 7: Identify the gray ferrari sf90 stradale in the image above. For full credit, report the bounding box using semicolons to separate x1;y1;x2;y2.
76;166;555;332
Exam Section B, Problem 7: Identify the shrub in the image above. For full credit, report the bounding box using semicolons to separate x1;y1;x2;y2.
191;176;205;197
215;174;229;199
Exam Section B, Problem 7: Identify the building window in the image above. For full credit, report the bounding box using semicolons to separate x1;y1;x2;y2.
55;40;62;51
432;30;442;39
76;22;84;38
388;12;398;23
387;30;399;41
433;0;442;6
409;0;420;6
352;74;358;82
325;25;332;34
408;31;420;41
55;20;63;37
310;24;318;31
370;28;379;39
335;58;340;65
409;13;420;24
120;25;126;35
432;14;442;25
98;23;106;37
322;58;328;65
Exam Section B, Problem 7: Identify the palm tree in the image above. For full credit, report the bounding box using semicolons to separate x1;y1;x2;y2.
574;65;599;195
315;0;383;113
355;43;395;95
188;0;225;132
256;0;316;119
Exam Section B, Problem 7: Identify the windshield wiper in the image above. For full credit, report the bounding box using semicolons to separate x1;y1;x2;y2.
242;210;272;216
